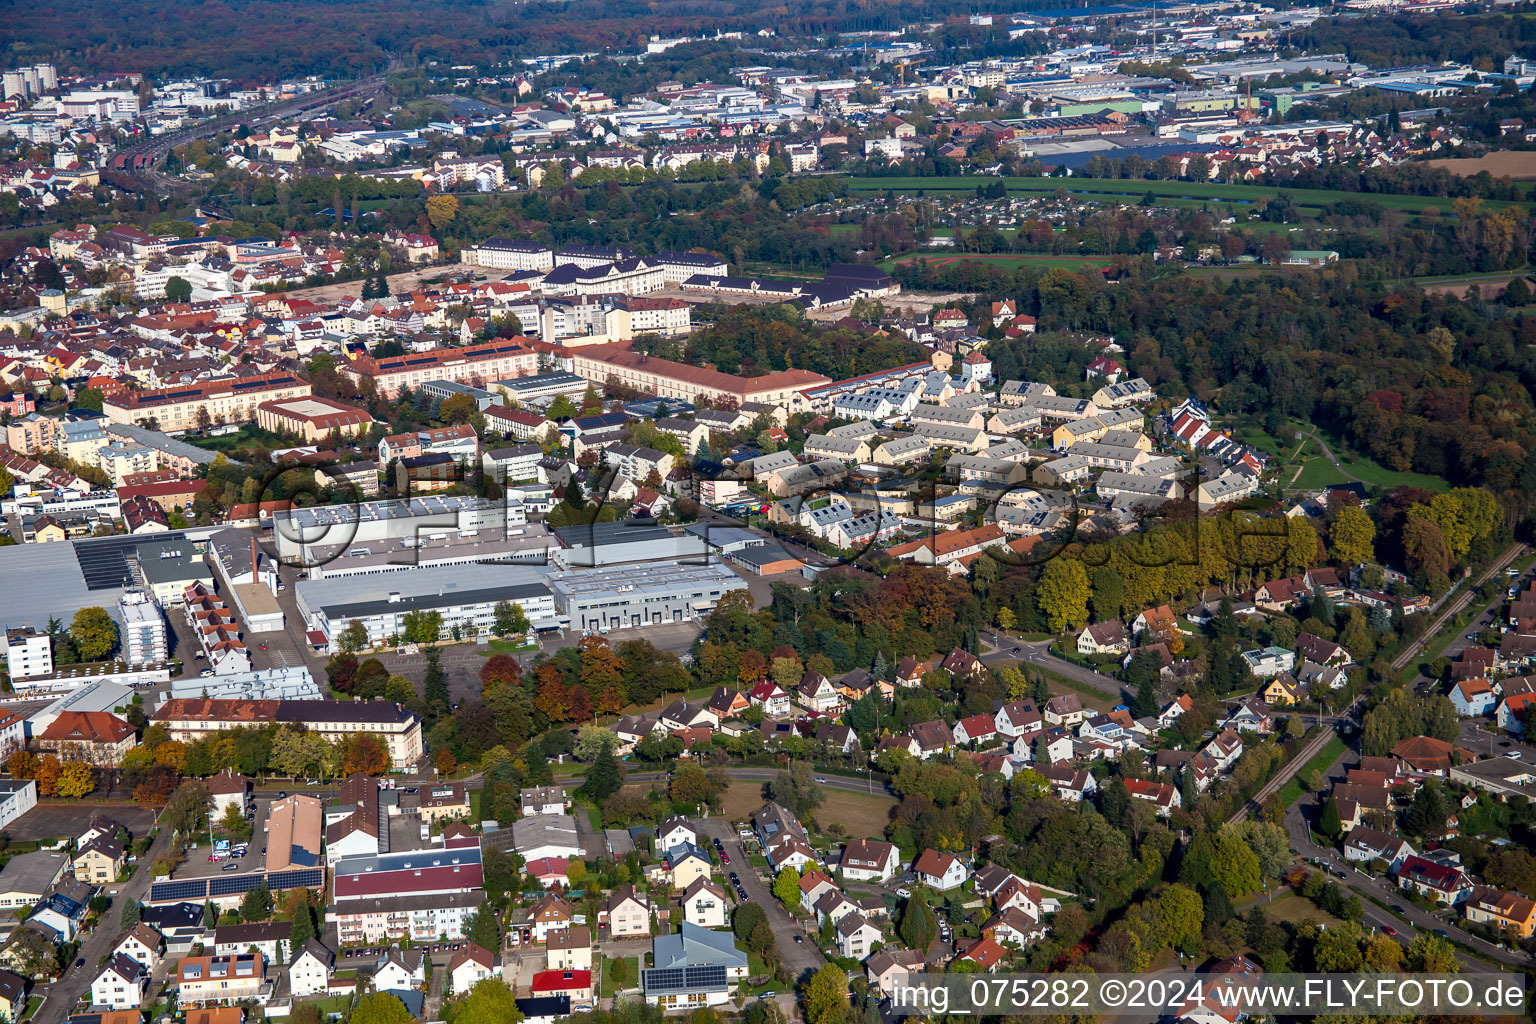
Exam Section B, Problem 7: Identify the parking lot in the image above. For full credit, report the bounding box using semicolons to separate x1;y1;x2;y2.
4;803;160;841
174;794;269;879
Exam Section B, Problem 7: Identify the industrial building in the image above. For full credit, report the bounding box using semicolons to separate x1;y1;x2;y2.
294;564;558;652
548;561;747;633
550;520;707;569
271;496;545;574
167;666;322;702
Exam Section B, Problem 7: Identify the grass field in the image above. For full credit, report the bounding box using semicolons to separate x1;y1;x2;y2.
720;780;772;821
183;423;289;452
1229;420;1448;494
718;780;896;837
845;176;1536;217
1261;890;1346;930
813;787;899;837
1278;735;1348;808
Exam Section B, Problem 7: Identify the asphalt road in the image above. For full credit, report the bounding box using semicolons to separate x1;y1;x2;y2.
1284;750;1528;975
695;818;824;983
37;823;177;1024
978;630;1129;701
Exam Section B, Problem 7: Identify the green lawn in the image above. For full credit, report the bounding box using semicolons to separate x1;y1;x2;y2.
1278;735;1348;808
601;954;640;997
182;423;290;452
883;253;1114;272
479;638;536;656
1228;419;1447;494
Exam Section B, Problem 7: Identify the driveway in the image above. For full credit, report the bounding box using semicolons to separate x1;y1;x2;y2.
695;819;824;982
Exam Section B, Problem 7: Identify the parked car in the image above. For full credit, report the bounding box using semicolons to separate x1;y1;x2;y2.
896;887;911;899
222;862;240;871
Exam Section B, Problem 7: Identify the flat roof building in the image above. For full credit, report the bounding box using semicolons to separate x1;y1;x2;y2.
548;561;747;633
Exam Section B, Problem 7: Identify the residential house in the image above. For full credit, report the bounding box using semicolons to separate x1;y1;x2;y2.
840;838;900;883
604;887;652;938
288;939;334;998
680;879;730;929
866;949;924;996
545;928;592;972
1396;855;1473;905
1342;826;1415;872
1463;888;1536;939
1043;695;1085;727
835;913;881;961
952;713;998;747
913;849;969;891
1080;615;1133;654
529;895;575;943
449;943;498;993
91;955;146;1010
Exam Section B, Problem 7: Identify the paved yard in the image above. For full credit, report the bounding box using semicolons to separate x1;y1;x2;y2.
5;803;159;841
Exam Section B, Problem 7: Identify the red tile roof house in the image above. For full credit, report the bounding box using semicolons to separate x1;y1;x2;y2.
1123;778;1181;817
1395;854;1473;906
951;713;998;747
913;849;970;891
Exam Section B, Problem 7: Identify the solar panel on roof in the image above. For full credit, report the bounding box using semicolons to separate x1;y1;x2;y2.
209;873;263;897
150;879;209;902
268;868;324;890
645;968;685;991
686;965;728;987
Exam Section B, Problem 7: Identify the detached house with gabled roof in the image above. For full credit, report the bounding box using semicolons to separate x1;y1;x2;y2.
1123;778;1180;817
746;680;791;717
1081;617;1130;657
91;954;146;1010
1043;694;1085;727
840;838;901;883
952;713;998;747
993;699;1042;738
796;671;843;714
1342;826;1414;872
1396;855;1473;905
909;720;952;759
603;886;651;938
913;849;969;891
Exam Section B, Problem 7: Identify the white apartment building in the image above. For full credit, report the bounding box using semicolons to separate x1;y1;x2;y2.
4;628;51;679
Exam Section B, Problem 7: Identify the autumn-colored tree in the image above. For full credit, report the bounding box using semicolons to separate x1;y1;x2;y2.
578;635;624;695
1037;558;1090;633
435;748;458;775
153;741;188;772
6;750;35;779
534;666;571;722
425;194;459;232
1329;505;1376;566
479;654;522;695
33;755;60;797
56;761;95;799
340;734;391;776
568;684;593;724
738;648;767;684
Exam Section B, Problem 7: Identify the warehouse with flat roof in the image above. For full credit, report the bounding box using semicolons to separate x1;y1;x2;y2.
295;563;559;651
548;561;747;633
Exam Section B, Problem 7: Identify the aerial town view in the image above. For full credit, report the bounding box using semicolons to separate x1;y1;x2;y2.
0;0;1534;1022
